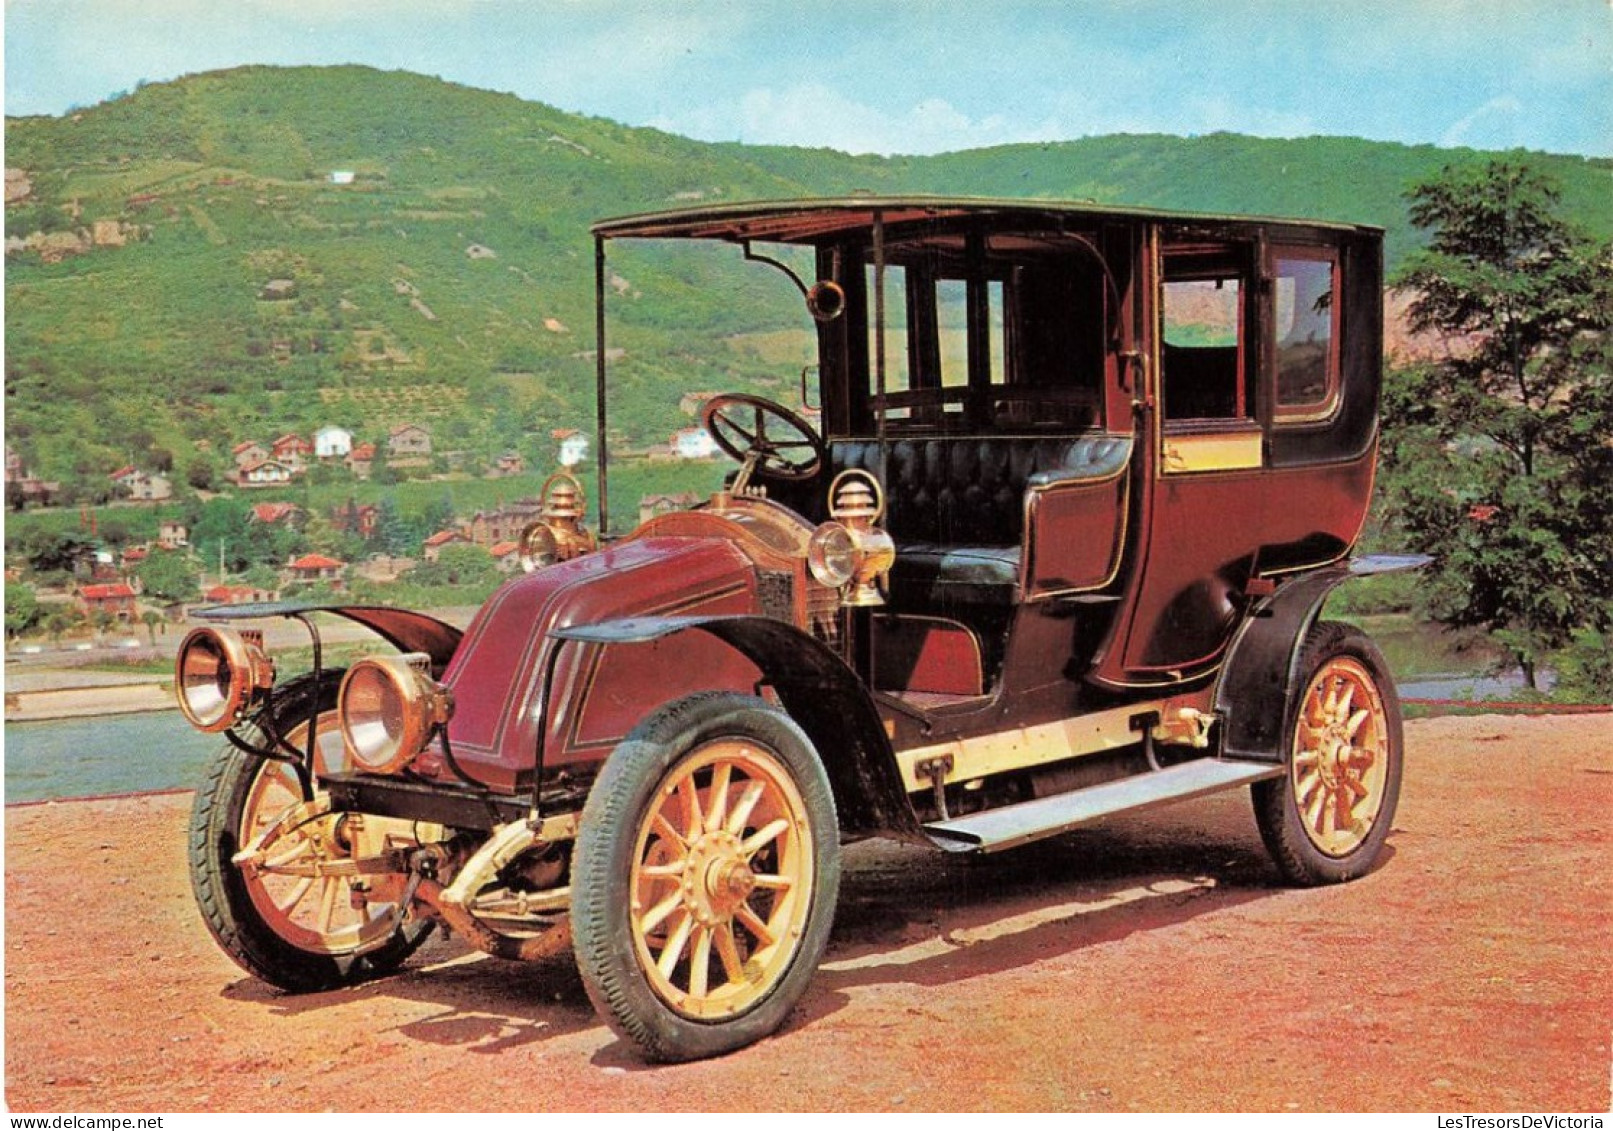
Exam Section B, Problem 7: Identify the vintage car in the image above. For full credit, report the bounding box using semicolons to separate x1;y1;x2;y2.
179;197;1419;1062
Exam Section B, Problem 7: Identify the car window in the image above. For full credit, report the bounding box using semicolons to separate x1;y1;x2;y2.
1273;249;1340;421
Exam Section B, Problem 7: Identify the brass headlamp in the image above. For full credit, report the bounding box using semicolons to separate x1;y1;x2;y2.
519;471;598;572
338;653;454;775
175;626;276;732
807;469;895;607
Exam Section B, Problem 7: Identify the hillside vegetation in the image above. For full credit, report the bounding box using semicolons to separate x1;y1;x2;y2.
6;65;1611;497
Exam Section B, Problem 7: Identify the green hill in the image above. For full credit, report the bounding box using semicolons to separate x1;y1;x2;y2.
6;65;1610;500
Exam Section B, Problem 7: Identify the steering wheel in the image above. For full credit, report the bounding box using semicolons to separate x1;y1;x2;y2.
700;393;826;482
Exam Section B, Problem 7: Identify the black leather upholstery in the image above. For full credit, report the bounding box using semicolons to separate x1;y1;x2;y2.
829;433;1131;605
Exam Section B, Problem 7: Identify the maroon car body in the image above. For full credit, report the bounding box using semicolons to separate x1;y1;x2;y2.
180;198;1415;1062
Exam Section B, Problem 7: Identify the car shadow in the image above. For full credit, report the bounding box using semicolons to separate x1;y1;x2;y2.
220;793;1392;1064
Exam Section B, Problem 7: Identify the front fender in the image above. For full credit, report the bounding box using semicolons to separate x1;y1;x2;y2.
554;615;920;839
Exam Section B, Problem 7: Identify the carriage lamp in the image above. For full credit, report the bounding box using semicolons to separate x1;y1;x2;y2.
175;626;276;733
519;471;598;571
338;653;454;775
807;470;895;608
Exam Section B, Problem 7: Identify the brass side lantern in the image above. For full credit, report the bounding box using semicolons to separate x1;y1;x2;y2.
807;469;895;607
174;626;276;732
519;471;598;572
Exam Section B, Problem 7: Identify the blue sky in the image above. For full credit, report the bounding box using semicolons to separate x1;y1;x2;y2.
5;0;1610;157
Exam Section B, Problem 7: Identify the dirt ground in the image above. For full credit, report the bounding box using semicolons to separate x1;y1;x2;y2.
5;714;1610;1113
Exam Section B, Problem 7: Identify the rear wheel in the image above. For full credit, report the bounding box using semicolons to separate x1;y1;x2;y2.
1254;622;1403;885
571;693;840;1062
188;674;432;991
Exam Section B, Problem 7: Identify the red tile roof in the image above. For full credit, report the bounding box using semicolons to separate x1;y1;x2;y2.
288;554;344;570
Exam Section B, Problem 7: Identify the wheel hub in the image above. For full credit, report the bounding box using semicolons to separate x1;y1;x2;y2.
681;830;755;926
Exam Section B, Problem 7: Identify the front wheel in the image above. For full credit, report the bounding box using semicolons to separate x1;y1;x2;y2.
571;693;840;1062
188;674;432;992
1253;621;1403;885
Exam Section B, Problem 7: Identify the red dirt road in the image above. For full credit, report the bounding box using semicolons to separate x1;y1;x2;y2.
6;714;1611;1112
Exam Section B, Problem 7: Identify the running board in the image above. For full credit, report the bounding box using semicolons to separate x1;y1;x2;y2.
923;759;1283;854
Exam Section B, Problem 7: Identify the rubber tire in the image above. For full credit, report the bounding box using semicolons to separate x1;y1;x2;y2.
1253;621;1404;886
571;692;841;1062
187;672;432;992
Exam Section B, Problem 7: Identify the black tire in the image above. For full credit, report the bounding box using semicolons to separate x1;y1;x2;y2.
571;692;841;1062
1253;621;1404;885
188;672;432;992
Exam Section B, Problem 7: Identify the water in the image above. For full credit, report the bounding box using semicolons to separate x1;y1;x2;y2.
3;712;220;805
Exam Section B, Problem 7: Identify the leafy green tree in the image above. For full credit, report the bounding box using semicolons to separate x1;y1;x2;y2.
407;543;501;591
5;582;41;640
1384;161;1612;689
135;549;202;604
18;528;99;577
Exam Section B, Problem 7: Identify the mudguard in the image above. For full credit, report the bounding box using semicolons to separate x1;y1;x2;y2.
1213;555;1430;764
552;615;922;839
192;601;463;675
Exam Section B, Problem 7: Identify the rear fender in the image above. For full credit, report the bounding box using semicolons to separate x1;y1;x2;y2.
1214;554;1430;763
553;616;921;838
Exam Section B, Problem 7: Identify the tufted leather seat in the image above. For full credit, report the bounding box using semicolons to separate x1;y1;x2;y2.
829;433;1132;605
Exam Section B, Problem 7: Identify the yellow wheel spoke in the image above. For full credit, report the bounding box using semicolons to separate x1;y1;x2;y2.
751;872;793;892
688;926;713;999
657;912;694;980
1346;708;1371;740
652;812;688;851
741;818;789;859
639;890;683;936
706;762;732;833
317;878;340;934
715;922;745;984
726;781;766;835
678;776;704;840
734;902;776;948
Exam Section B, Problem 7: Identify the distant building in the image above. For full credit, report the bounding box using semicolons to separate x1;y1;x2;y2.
232;440;270;468
347;442;377;479
237;459;295;488
270;434;312;472
5;449;59;508
490;540;521;573
110;466;172;502
421;530;469;563
639;492;702;525
284;554;345;587
157;520;189;549
388;424;433;464
314;425;353;459
493;451;526;477
465;499;545;548
670;427;720;460
331;502;380;540
328;171;355;185
553;429;588;467
249;502;303;526
76;582;139;621
203;583;279;606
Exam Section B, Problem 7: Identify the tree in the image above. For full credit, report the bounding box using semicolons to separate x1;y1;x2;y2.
5;582;41;640
135;549;202;605
1384;160;1612;689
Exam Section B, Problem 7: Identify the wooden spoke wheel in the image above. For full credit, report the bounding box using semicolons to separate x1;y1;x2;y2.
1254;622;1404;886
572;693;840;1062
188;673;432;991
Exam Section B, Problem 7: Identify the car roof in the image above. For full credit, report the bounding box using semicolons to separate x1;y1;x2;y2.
591;195;1382;244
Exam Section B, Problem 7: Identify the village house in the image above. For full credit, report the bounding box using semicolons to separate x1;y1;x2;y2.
464;499;545;548
157;519;189;549
249;502;303;527
347;442;377;479
284;553;345;588
232;440;270;469
638;492;703;525
5;449;59;508
670;426;720;460
109;466;173;502
421;529;470;563
388;424;433;465
314;425;353;460
236;459;295;488
270;434;313;472
76;581;139;621
553;428;588;467
202;583;280;606
493;451;526;477
331;502;380;541
490;540;521;573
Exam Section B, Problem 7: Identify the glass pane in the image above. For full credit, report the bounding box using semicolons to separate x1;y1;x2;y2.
1275;256;1336;413
936;278;969;388
867;263;909;393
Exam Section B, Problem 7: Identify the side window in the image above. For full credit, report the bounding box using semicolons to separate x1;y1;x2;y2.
1161;259;1250;422
1273;249;1340;421
866;262;911;395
